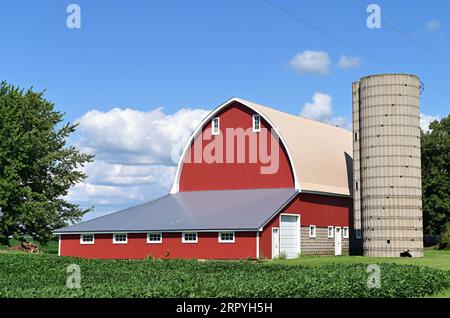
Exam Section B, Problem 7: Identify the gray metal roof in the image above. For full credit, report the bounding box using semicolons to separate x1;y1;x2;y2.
54;188;298;234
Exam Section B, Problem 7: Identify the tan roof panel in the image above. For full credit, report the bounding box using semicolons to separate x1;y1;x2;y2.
236;98;353;196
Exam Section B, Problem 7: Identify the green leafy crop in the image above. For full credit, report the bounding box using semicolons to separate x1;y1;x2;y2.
0;254;448;298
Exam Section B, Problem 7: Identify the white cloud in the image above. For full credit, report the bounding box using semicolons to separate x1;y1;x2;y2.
338;55;361;69
82;161;176;188
324;116;351;130
67;182;145;207
76;107;209;166
68;106;209;220
289;50;331;74
300;92;332;120
419;19;447;44
300;92;351;130
420;113;440;132
425;19;441;32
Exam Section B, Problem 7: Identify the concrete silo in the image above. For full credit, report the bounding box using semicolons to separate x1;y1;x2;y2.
352;74;424;257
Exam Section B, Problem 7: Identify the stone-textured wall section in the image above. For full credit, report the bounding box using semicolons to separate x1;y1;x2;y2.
300;227;349;256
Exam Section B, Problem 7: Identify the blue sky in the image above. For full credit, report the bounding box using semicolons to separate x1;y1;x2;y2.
1;0;449;219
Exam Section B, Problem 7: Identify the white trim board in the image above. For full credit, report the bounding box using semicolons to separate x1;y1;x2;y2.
58;235;61;256
55;228;259;235
256;231;260;259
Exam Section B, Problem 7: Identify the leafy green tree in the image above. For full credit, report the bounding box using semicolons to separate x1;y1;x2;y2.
421;115;450;239
439;223;450;249
0;82;93;245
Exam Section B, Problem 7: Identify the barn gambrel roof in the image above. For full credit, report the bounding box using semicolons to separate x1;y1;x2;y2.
171;97;353;197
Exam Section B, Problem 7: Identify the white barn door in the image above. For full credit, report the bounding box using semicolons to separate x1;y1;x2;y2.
335;226;342;255
272;228;279;259
279;214;300;259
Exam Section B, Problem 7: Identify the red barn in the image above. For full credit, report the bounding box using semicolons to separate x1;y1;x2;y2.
55;98;356;259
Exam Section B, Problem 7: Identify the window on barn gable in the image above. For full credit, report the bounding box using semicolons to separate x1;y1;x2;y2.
327;226;334;239
309;225;316;238
80;234;94;244
147;232;162;244
182;232;198;243
113;233;128;244
252;114;261;132
212;117;220;135
218;232;235;243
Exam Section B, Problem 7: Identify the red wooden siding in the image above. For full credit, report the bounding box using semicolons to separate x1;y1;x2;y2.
60;232;256;260
179;101;295;191
259;193;352;259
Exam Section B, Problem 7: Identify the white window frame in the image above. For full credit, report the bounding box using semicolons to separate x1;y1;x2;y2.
218;231;235;243
147;232;162;244
80;234;95;245
211;117;220;135
309;225;316;238
327;226;334;239
343;227;349;239
113;233;128;244
182;232;198;243
356;229;362;239
252;114;261;132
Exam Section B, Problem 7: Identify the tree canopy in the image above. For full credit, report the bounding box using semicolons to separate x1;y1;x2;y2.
0;81;93;244
421;115;450;236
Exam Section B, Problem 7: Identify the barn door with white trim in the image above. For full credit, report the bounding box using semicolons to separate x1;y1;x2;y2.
272;228;279;259
279;214;300;259
335;226;342;256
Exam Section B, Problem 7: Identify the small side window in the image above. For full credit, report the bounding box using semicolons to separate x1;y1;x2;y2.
113;233;128;244
252;114;261;132
343;227;349;239
182;232;198;243
356;229;362;239
309;225;316;238
80;234;94;245
212;117;220;135
218;232;235;243
147;232;162;244
327;226;334;239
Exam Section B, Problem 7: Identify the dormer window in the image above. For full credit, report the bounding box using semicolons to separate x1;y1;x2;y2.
252;114;261;132
212;117;220;135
